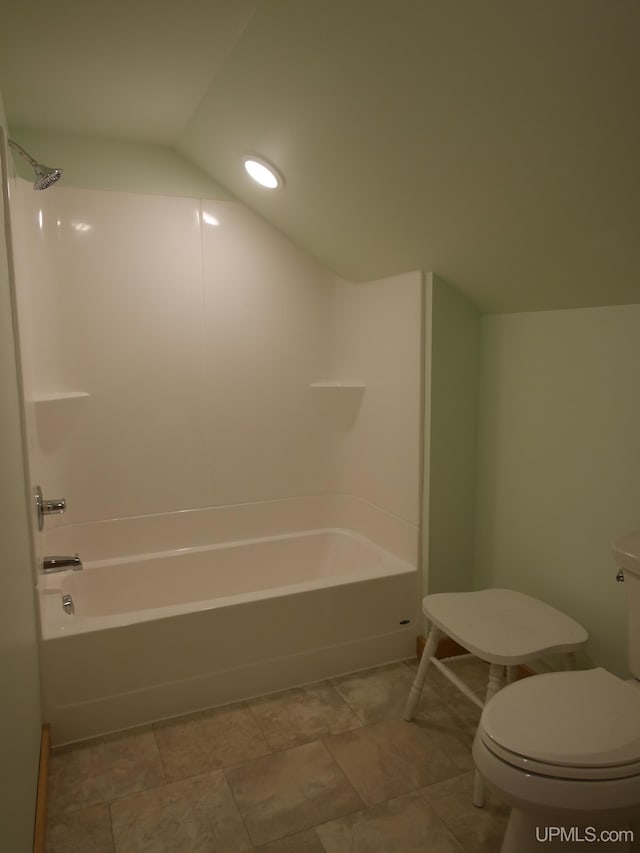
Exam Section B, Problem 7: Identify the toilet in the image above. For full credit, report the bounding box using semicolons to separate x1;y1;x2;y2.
472;531;640;852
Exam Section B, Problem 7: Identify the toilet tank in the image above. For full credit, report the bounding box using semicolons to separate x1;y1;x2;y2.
612;530;640;679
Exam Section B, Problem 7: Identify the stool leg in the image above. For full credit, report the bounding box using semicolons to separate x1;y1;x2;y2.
506;665;519;685
472;771;486;809
404;625;441;721
484;662;505;703
563;652;576;670
473;663;505;808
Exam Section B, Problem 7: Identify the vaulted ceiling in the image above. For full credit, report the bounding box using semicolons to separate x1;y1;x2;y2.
1;0;639;312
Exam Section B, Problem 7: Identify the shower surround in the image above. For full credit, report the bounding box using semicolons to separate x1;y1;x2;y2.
10;179;423;744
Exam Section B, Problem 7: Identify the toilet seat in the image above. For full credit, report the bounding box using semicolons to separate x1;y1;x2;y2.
479;668;640;781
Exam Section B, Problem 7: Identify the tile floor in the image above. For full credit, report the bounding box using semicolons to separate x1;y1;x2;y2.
45;658;509;853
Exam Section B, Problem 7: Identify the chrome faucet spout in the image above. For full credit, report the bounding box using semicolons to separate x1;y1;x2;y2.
42;554;82;574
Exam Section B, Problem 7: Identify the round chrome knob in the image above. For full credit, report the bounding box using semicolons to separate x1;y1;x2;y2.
34;485;66;531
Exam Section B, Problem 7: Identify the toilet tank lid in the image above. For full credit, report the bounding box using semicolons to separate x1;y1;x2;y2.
612;530;640;577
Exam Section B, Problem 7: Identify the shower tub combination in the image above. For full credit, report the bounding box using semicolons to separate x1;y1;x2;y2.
39;498;419;744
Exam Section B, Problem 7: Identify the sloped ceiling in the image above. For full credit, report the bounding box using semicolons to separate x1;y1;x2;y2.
1;0;639;312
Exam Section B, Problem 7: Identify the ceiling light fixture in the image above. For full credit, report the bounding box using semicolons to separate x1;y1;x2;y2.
243;155;283;190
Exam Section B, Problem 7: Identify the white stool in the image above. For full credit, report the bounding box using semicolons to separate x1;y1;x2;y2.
404;588;588;807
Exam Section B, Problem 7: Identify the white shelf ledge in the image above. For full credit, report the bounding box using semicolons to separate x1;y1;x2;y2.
309;382;365;389
33;391;90;403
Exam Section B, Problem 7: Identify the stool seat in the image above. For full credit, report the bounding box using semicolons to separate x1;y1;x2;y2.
423;588;588;665
404;587;589;808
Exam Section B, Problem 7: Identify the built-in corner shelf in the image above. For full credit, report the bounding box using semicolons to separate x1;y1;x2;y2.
308;382;365;390
33;391;90;404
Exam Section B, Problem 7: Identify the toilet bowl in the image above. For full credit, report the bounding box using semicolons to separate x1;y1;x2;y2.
473;667;640;852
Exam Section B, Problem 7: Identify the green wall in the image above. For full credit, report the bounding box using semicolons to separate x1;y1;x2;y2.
424;274;481;594
10;126;231;199
474;305;640;675
0;94;43;851
424;284;639;677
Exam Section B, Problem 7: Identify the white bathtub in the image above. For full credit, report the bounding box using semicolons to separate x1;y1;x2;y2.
39;508;419;745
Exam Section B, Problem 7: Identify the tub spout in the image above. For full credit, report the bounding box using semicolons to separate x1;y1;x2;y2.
42;554;82;573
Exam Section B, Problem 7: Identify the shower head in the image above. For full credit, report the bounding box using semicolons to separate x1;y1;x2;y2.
8;139;62;190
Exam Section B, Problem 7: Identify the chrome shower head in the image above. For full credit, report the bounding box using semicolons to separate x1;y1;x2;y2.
33;163;63;190
8;139;62;190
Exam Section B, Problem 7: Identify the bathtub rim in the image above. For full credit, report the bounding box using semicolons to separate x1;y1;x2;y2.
38;526;417;640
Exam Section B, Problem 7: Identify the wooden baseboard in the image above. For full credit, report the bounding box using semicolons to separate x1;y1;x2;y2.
416;635;536;680
33;723;50;853
416;634;468;661
435;636;469;659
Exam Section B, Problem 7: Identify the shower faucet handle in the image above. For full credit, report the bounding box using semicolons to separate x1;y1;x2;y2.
34;485;66;531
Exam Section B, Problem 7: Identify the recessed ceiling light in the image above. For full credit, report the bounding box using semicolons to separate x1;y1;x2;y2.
243;155;283;190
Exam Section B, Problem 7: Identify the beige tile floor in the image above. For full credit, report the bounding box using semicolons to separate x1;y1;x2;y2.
45;658;509;853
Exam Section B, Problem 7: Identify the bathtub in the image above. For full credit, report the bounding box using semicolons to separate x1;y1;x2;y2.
39;506;419;745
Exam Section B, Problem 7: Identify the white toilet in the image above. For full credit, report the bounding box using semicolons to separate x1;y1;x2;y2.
472;531;640;852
